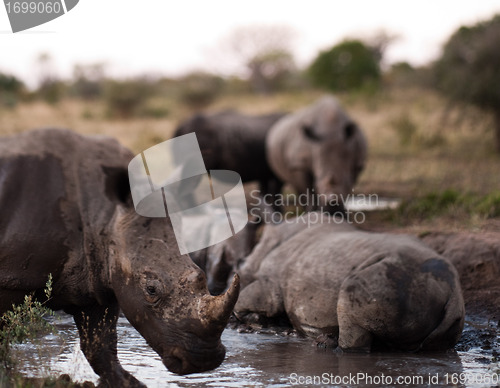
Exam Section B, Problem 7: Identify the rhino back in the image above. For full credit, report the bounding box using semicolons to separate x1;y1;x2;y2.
0;129;133;304
176;111;284;182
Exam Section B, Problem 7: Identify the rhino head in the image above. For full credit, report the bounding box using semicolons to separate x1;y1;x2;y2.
300;97;367;212
108;207;240;375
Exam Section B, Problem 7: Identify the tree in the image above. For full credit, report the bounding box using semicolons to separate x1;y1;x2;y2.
103;77;158;118
177;71;224;109
221;25;297;94
72;63;106;100
36;53;64;104
0;72;24;108
434;14;500;152
308;40;381;92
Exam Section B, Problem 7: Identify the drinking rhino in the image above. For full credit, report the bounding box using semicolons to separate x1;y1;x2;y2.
266;96;367;212
0;129;240;387
235;215;464;351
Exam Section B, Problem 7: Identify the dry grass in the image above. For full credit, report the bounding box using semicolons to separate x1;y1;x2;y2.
1;87;499;232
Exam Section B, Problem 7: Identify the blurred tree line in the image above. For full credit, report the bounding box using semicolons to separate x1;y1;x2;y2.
1;14;499;150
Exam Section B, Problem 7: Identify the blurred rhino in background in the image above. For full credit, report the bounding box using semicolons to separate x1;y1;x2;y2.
174;110;286;209
266;96;367;213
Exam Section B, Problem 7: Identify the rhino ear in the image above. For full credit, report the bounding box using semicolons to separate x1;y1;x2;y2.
302;124;322;142
102;166;131;205
345;122;357;140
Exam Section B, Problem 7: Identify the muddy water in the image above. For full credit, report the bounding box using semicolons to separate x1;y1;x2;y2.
12;313;499;388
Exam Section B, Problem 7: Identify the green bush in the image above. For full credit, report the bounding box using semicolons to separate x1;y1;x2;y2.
177;72;224;109
37;80;66;105
104;78;157;118
434;14;500;152
390;113;418;147
308;40;381;92
0;73;25;108
0;275;55;372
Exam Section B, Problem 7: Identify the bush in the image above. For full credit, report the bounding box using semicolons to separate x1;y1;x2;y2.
104;78;157;118
308;40;381;92
0;275;55;372
0;73;25;108
37;80;66;105
434;14;500;152
71;64;105;101
177;72;224;109
390;113;418;147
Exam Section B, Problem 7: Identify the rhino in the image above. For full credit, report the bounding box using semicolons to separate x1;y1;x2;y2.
0;129;240;387
174;110;286;209
266;96;367;213
235;214;464;351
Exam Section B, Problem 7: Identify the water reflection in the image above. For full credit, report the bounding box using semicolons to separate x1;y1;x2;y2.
11;313;496;388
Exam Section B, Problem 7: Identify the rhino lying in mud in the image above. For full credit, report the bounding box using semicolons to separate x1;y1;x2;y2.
266;96;367;213
174;110;286;208
0;129;240;387
235;215;465;351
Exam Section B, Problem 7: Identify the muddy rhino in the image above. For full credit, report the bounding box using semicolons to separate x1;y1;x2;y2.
235;216;464;351
266;96;367;212
0;129;240;387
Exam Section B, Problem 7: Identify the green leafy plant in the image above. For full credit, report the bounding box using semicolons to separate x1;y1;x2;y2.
103;78;157;118
0;275;55;372
434;14;500;152
308;39;381;92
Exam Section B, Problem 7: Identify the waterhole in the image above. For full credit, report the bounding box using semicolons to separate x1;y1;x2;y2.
10;313;499;387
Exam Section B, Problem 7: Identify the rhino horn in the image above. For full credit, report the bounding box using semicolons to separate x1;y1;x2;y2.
200;274;240;331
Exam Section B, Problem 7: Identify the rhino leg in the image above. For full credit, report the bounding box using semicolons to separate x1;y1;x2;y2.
72;304;145;388
336;274;375;351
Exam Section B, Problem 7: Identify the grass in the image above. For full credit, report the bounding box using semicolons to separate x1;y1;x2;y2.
0;86;499;233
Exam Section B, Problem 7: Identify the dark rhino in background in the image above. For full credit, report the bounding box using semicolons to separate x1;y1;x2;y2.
0;129;240;387
235;214;464;351
174;110;286;208
266;96;367;213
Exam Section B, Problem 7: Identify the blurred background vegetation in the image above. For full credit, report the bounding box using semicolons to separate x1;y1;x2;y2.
1;15;499;233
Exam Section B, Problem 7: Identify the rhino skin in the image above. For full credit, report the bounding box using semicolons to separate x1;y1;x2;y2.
235;215;464;351
266;96;367;213
174;110;286;209
0;129;240;387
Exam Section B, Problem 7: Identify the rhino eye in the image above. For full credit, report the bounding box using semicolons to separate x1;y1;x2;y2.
302;125;322;142
345;122;356;140
146;285;157;296
143;277;163;301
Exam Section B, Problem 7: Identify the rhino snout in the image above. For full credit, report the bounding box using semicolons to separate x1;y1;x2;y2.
162;274;239;374
163;341;226;375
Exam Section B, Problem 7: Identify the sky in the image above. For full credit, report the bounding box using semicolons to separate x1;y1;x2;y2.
1;0;500;88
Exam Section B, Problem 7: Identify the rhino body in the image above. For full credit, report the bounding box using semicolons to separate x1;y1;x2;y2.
266;96;367;212
0;129;239;387
174;110;286;208
235;216;464;351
